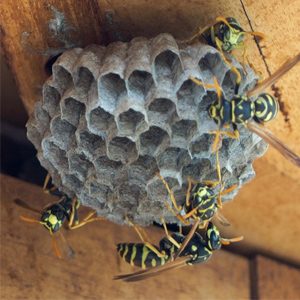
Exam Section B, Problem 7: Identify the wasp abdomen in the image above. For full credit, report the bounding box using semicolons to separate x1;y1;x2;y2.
254;93;279;123
117;243;168;269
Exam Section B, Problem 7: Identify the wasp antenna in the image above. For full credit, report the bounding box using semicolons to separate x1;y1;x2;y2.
215;16;232;28
20;215;42;224
246;31;265;40
221;235;244;245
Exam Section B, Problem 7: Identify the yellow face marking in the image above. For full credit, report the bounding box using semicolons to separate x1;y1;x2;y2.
191;245;197;251
48;214;58;225
141;245;150;269
130;245;137;266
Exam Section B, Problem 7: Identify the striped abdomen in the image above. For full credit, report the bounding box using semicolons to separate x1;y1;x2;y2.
117;243;169;269
254;93;279;123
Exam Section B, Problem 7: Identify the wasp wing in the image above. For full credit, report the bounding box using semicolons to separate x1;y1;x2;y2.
113;256;190;282
173;219;200;260
214;211;231;227
247;53;300;97
14;198;42;214
57;231;75;259
247;121;300;167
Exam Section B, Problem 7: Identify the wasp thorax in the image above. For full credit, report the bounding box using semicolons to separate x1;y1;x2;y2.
254;93;279;123
206;222;222;251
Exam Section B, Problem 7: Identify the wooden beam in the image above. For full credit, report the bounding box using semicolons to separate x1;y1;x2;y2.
1;174;250;299
252;255;300;299
221;159;300;266
0;0;103;114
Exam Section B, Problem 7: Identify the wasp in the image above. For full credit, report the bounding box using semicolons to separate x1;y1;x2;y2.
189;53;300;167
182;16;265;84
14;174;102;258
114;220;243;282
157;172;236;229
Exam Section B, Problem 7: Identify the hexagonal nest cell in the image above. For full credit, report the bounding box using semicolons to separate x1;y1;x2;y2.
27;33;267;225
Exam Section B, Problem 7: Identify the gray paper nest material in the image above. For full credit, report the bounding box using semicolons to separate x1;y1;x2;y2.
27;33;267;225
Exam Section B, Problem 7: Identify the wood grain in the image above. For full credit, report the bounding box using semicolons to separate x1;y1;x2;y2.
254;255;300;300
0;0;103;113
221;159;300;266
240;0;300;180
0;174;250;300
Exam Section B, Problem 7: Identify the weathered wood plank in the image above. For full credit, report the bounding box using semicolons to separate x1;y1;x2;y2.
253;255;300;300
239;0;300;182
0;0;102;113
0;174;250;300
221;159;300;266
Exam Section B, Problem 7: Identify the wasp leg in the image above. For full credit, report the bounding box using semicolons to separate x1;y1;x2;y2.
210;126;240;150
69;198;81;227
165;202;191;226
189;76;223;102
185;177;194;207
69;198;102;230
156;173;182;212
125;216;153;245
215;38;242;85
126;218;166;258
215;16;232;28
52;235;62;259
181;23;212;45
161;218;182;250
69;211;103;230
42;173;59;195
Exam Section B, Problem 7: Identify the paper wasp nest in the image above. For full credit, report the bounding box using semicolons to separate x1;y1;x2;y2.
27;34;267;225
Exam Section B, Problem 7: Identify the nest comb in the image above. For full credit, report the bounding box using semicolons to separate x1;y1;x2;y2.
27;33;267;225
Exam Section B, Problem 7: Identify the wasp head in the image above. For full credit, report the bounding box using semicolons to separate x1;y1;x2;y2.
218;17;245;52
41;205;64;234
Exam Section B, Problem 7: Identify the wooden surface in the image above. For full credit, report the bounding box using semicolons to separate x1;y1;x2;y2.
1;174;250;300
221;158;300;266
1;0;300;269
0;0;103;113
253;255;300;300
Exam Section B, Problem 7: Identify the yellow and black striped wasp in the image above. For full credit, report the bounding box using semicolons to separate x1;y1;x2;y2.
114;220;242;282
157;171;236;229
182;16;265;84
14;174;102;258
189;53;300;167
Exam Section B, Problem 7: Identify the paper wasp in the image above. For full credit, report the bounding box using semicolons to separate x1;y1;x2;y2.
189;53;300;167
14;174;102;258
182;16;265;84
114;220;242;282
